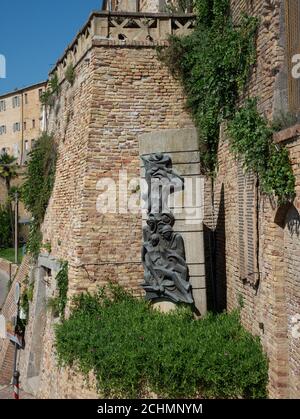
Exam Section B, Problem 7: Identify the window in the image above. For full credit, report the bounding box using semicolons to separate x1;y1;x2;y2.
24;121;27;131
13;122;20;132
32;119;36;128
12;96;20;108
0;100;6;111
24;93;28;104
24;140;29;151
0;125;6;135
12;144;19;158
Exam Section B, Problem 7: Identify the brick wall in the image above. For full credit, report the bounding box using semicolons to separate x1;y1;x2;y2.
21;38;193;398
202;0;300;398
16;0;300;399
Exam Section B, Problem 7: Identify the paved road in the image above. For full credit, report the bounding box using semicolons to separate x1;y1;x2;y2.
0;269;9;309
0;385;35;399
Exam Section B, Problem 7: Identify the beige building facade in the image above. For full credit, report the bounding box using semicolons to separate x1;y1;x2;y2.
0;81;46;165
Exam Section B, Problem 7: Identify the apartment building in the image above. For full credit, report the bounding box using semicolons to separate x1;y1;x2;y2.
0;81;46;164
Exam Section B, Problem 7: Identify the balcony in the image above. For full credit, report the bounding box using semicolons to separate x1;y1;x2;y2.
51;11;196;80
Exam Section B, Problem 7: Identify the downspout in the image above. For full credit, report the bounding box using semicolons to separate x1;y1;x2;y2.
20;92;24;165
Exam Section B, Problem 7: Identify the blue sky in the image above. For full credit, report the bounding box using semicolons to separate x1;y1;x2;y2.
0;0;103;95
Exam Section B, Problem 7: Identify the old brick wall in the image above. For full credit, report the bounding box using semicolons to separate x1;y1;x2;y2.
204;126;300;399
24;39;193;398
202;0;300;398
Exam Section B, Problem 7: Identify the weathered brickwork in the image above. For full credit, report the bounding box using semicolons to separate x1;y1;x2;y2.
201;0;300;398
18;33;193;397
11;0;300;399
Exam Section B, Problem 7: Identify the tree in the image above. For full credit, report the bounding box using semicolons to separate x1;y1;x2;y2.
0;152;18;192
0;152;18;243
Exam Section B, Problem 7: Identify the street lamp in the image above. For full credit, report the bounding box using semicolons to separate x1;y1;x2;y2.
14;191;18;265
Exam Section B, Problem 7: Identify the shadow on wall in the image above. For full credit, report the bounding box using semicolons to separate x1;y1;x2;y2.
204;184;227;313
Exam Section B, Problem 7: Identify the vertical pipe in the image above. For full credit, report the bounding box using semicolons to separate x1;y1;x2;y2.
14;192;18;265
20;92;24;165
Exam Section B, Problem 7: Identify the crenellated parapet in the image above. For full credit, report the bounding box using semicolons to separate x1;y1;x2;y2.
50;11;195;81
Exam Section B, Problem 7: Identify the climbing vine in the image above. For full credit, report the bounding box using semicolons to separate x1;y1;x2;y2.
227;99;295;202
159;0;295;201
47;261;69;320
21;133;57;257
158;0;259;173
40;73;60;107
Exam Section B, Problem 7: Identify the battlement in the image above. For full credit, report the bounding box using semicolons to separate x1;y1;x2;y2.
50;11;195;80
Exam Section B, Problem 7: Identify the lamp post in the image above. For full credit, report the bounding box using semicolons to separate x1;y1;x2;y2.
14;191;18;265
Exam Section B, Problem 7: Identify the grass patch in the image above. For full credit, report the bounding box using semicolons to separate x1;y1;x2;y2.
0;248;23;264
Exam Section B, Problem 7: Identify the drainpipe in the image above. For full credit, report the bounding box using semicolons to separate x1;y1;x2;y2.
20;92;24;165
14;192;18;265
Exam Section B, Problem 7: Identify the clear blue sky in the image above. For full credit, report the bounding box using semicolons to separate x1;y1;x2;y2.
0;0;103;95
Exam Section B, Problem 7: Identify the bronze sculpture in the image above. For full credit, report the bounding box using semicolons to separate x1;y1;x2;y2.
141;153;193;305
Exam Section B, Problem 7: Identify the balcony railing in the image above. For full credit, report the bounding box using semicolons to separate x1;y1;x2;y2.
51;11;196;80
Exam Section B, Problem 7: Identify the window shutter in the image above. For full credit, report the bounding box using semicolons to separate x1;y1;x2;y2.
238;164;258;285
238;163;246;279
286;0;300;111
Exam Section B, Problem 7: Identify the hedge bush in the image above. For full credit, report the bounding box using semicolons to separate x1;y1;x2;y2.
55;285;268;399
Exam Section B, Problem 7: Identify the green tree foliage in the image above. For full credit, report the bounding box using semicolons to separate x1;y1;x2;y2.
0;205;12;248
0;152;18;191
0;152;18;242
55;285;268;399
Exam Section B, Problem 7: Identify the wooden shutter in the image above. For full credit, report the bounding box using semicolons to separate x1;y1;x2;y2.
238;164;258;285
238;163;246;279
286;0;300;111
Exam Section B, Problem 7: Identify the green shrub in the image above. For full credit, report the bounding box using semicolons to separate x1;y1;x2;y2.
0;205;12;248
65;64;76;86
55;285;268;399
40;73;60;107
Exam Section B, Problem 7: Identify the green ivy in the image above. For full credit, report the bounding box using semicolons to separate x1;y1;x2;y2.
158;0;258;173
40;73;60;106
20;280;35;327
65;64;76;86
47;261;69;320
21;133;57;256
55;284;268;399
227;99;295;202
